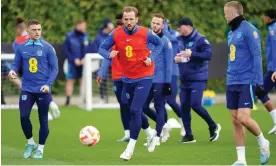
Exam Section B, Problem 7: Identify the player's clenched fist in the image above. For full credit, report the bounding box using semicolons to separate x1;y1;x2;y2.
109;51;119;58
96;76;103;86
8;70;18;79
144;57;152;66
40;85;50;93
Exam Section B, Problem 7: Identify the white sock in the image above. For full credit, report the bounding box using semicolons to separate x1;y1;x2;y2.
27;137;36;145
236;146;246;162
124;130;130;138
179;118;184;128
269;109;276;124
37;144;44;153
144;127;152;137
156;136;160;142
256;132;266;147
126;139;136;152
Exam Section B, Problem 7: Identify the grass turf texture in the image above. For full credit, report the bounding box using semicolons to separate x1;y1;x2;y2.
2;104;276;165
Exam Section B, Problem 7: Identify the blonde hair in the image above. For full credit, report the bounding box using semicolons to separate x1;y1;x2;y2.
224;1;243;15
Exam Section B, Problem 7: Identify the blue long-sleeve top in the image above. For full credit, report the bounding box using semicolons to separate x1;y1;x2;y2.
227;20;263;85
12;39;59;93
266;20;276;72
98;58;112;79
98;25;163;83
148;32;173;83
177;29;212;82
163;27;180;76
87;30;109;53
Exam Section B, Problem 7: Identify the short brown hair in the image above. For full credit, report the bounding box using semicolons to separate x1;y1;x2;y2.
28;19;40;27
122;6;139;17
16;17;25;27
75;19;86;26
152;13;165;21
224;1;243;15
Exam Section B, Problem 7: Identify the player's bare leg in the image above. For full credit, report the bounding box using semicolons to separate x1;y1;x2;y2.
65;79;75;105
232;108;270;165
263;100;276;134
231;110;247;165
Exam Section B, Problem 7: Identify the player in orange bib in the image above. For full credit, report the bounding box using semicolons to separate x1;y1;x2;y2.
99;7;163;160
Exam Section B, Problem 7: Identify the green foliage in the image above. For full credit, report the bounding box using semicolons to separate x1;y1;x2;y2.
2;0;275;92
2;0;276;43
207;78;226;93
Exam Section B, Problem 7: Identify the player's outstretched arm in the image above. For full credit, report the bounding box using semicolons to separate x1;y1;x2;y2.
97;59;111;86
147;30;163;61
98;58;111;78
99;32;115;59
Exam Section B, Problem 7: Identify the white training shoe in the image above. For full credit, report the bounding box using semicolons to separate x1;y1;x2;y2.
146;129;156;144
148;136;159;152
231;160;247;166
161;123;171;143
268;125;276;134
48;112;53;121
143;138;160;147
49;101;60;119
260;139;270;165
120;150;133;161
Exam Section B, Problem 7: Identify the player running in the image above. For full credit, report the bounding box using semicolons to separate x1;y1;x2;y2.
8;19;59;159
99;6;163;160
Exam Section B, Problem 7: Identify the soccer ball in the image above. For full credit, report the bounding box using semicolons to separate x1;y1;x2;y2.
79;126;100;146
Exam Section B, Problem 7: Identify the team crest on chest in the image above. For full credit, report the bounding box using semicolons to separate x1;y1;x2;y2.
37;50;43;56
188;42;193;47
236;32;242;39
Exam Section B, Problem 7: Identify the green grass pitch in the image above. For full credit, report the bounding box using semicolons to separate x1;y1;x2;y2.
1;104;276;165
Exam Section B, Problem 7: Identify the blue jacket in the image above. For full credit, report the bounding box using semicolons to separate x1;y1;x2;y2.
227;21;263;85
163;28;179;76
62;30;89;64
266;21;276;72
177;29;211;82
98;25;163;83
12;39;59;93
148;32;173;83
87;30;109;53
